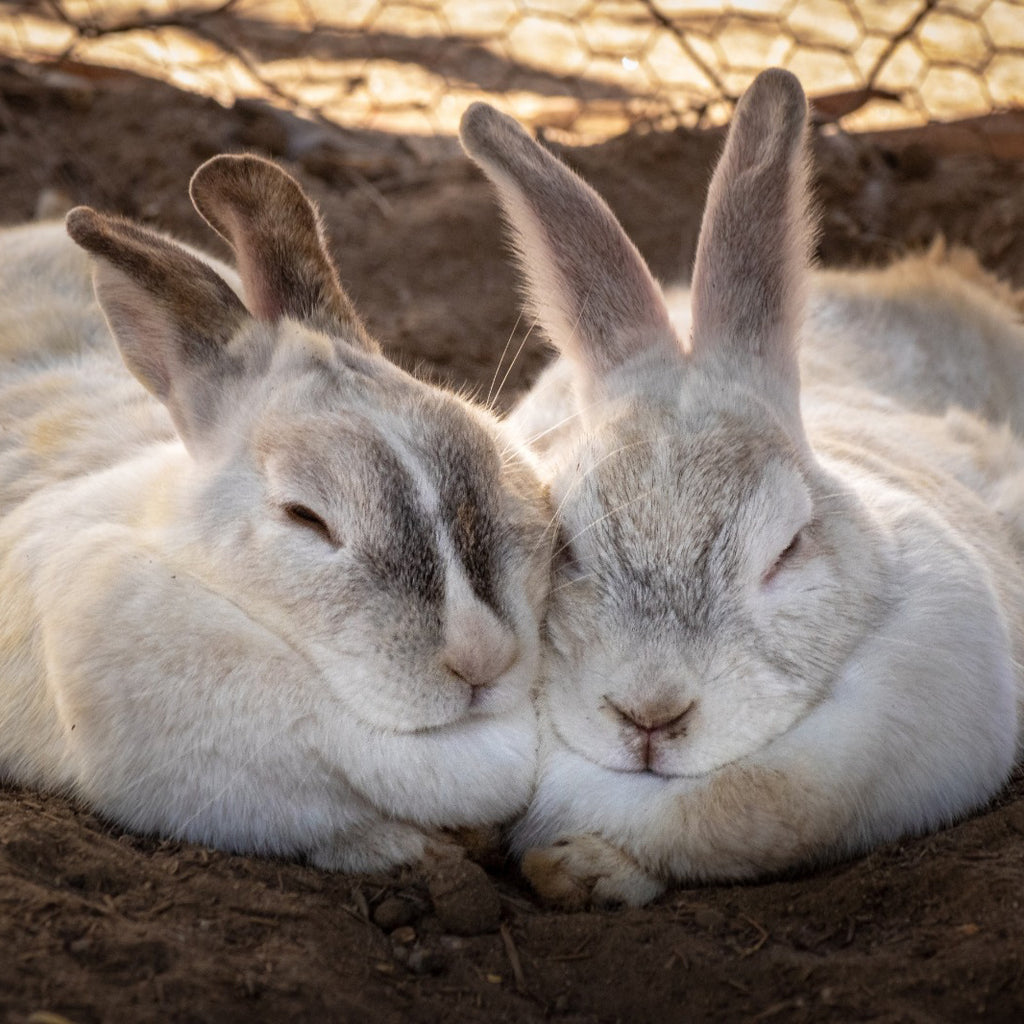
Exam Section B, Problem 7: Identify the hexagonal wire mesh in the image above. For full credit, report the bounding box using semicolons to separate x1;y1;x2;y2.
0;1;1022;140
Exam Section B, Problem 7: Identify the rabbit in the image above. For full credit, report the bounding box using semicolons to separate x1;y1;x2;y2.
0;153;554;874
459;67;1024;908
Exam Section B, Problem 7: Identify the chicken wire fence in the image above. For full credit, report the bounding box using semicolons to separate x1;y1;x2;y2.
1;0;1023;140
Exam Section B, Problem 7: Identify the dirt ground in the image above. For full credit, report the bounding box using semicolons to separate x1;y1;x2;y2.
4;59;1024;1024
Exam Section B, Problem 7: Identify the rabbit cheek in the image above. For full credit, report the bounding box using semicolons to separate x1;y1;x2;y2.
323;601;469;733
539;649;659;774
665;649;817;776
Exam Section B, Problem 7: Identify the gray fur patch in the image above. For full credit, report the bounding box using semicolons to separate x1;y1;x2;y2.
355;434;444;608
590;411;795;635
430;415;504;615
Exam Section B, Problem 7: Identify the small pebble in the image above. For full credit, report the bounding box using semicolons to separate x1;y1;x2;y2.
373;895;417;931
390;925;416;946
426;857;501;936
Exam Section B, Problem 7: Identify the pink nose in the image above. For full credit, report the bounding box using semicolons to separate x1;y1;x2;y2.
442;603;517;690
607;699;695;735
606;698;695;768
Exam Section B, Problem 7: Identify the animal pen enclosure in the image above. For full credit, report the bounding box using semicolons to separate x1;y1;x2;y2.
2;2;1024;1023
3;0;1024;138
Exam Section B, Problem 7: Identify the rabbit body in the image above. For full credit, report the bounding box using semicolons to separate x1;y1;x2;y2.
462;70;1024;906
0;158;551;872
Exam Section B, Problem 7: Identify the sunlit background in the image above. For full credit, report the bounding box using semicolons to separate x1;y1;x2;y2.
2;0;1023;140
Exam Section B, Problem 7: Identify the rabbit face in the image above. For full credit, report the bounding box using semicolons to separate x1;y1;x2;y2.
195;328;553;734
540;390;886;778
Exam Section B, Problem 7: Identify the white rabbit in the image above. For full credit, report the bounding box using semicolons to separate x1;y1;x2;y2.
0;154;553;873
460;68;1024;907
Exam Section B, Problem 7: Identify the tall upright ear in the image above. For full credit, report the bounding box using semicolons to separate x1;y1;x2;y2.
690;68;812;411
460;103;680;401
66;206;250;454
189;154;376;352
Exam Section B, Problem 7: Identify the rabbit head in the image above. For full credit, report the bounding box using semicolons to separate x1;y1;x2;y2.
461;70;890;781
62;155;551;833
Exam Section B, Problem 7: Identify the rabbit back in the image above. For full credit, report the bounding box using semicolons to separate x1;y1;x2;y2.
803;246;1024;432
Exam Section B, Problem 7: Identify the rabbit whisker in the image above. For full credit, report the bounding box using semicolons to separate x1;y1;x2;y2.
490;325;535;413
548;571;600;595
518;409;585;449
546;434;673;535
517;391;616;451
552;487;658;562
486;308;529;410
487;306;525;408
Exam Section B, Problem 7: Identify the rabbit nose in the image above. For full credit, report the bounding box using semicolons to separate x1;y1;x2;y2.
606;698;695;736
607;698;696;771
442;611;517;689
442;580;517;690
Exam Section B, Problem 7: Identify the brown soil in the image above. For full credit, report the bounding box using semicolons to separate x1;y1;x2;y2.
3;60;1024;1024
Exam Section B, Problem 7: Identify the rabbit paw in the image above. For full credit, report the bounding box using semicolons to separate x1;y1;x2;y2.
421;830;474;866
521;834;665;909
309;820;436;873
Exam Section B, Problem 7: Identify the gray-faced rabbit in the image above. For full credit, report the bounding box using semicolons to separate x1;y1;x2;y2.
0;154;551;872
461;69;1024;906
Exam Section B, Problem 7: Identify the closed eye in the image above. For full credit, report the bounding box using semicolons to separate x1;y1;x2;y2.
763;529;802;586
283;503;338;547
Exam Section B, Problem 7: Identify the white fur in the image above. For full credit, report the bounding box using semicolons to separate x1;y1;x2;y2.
0;156;551;872
461;69;1024;906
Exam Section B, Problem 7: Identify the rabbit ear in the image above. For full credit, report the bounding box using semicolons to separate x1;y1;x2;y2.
189;154;376;351
66;206;250;453
460;103;679;396
690;68;811;410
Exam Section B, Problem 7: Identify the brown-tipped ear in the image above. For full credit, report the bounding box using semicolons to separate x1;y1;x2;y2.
66;205;250;453
189;154;376;351
460;103;679;398
689;68;813;405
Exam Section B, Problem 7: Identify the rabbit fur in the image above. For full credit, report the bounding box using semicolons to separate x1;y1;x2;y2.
460;68;1024;907
0;154;553;872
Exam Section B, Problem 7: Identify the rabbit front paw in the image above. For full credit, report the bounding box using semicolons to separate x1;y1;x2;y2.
521;833;665;909
308;820;437;873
